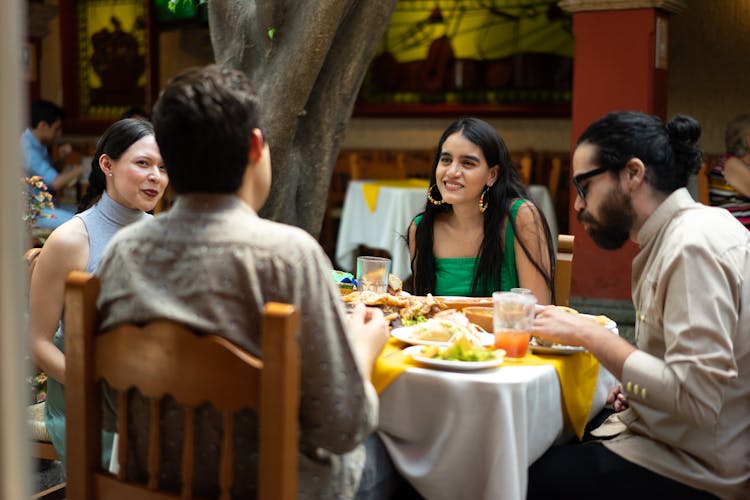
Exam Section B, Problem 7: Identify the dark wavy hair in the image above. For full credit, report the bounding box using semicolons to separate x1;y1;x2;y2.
576;111;703;194
152;64;262;194
77;118;155;212
409;117;555;298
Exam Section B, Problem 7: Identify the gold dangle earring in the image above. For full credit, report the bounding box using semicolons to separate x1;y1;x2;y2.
427;184;445;205
479;185;490;213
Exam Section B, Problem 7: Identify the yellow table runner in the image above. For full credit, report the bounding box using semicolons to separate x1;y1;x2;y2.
361;178;430;212
371;339;600;440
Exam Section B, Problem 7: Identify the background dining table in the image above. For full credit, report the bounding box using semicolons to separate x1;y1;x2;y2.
376;353;616;500
335;179;559;279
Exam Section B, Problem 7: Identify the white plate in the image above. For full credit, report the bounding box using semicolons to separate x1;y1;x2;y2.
391;326;495;347
530;344;586;356
404;345;505;371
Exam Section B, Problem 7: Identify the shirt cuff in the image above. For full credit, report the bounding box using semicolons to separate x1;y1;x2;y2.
621;349;672;405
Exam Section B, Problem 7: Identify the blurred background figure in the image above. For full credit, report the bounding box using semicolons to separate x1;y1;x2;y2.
708;113;750;229
22;99;83;229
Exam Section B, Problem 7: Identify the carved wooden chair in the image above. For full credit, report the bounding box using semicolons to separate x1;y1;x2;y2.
554;234;575;307
25;246;67;499
547;156;563;205
697;161;711;205
349;151;407;180
63;271;300;500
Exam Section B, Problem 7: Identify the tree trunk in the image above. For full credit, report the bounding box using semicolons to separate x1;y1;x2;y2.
208;0;397;237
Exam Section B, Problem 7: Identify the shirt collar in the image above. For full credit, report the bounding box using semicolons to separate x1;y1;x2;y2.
171;193;256;216
635;188;696;247
22;128;45;152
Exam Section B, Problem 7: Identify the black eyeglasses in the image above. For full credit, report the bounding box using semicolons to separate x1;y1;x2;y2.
572;166;609;201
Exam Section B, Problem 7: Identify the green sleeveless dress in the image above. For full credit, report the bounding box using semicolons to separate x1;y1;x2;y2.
414;198;525;296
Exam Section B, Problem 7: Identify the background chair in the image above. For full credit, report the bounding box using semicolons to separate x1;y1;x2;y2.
554;234;575;306
349;151;407;180
63;271;300;500
25;246;67;499
697;160;711;205
546;156;562;205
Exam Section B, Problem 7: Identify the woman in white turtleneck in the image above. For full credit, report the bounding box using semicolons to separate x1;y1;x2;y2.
28;118;168;466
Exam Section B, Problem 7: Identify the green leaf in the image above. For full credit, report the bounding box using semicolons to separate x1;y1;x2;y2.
267;27;276;40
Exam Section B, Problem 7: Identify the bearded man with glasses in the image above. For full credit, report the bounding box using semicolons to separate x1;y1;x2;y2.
526;111;750;499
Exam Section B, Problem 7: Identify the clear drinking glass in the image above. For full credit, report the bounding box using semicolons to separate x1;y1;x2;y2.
356;256;391;293
492;291;537;358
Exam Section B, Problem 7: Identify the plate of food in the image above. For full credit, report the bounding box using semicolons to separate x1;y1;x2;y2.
404;345;504;371
436;296;494;311
529;342;586;356
391;310;494;346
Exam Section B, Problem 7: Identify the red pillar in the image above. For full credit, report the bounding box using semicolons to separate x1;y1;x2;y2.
562;1;683;300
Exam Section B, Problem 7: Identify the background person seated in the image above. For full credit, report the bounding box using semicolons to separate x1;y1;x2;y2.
21;99;83;229
708;113;750;229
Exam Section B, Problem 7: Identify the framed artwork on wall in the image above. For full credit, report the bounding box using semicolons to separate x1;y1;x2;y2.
354;0;573;117
59;0;158;134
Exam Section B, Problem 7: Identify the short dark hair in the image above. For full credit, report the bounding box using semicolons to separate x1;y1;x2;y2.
577;111;703;194
78;118;155;212
30;99;65;129
152;64;262;194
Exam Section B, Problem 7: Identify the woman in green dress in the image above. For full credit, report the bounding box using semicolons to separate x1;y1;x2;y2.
408;117;555;302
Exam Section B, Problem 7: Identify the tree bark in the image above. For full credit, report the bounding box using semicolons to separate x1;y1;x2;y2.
208;0;397;236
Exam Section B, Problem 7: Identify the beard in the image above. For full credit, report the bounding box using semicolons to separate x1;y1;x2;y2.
577;188;635;250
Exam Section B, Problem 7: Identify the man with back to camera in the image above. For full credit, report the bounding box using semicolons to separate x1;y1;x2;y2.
22;99;82;229
95;65;399;499
528;111;749;499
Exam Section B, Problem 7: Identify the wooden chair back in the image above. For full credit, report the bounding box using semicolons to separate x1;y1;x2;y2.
349;151;407;180
554;234;575;307
518;153;533;185
547;157;563;205
25;246;64;483
64;271;300;500
697;161;711;204
395;150;434;178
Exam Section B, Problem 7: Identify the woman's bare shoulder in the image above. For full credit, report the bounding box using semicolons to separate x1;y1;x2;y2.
38;217;89;266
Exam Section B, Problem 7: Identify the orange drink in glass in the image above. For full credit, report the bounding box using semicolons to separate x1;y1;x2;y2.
492;291;537;359
494;329;532;358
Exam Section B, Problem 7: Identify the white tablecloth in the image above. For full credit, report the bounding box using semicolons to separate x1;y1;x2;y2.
335;180;559;279
335;179;427;279
378;363;616;500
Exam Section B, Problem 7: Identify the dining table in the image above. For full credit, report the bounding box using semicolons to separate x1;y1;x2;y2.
372;336;617;500
335;179;559;280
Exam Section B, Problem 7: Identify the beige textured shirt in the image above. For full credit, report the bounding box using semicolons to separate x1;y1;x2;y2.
604;189;750;499
97;195;377;499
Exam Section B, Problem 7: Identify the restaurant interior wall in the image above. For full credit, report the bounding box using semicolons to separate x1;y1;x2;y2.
35;0;746;153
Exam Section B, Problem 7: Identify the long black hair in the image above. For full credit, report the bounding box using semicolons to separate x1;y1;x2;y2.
77;118;155;212
409;117;555;298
